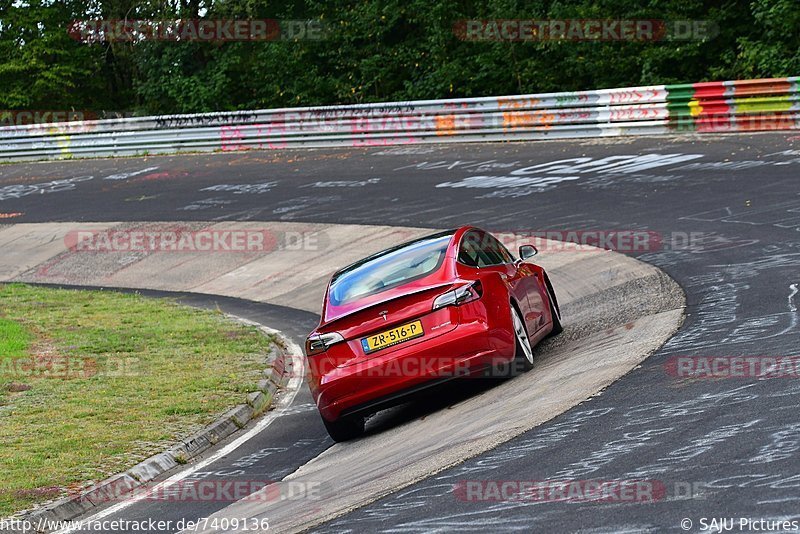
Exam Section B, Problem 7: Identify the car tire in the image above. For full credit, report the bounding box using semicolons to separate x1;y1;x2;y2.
510;305;535;375
545;282;563;337
322;413;365;442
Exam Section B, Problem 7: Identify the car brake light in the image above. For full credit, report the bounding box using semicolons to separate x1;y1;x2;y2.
432;281;483;311
305;332;345;356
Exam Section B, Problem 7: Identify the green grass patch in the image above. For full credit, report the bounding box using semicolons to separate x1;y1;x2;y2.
0;283;274;516
0;316;31;361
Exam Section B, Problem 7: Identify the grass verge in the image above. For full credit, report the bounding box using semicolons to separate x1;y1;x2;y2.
0;283;274;516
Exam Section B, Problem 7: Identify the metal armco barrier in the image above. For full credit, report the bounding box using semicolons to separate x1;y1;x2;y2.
0;77;798;161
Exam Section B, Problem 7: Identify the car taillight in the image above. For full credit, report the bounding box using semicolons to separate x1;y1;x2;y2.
305;332;345;357
432;281;483;311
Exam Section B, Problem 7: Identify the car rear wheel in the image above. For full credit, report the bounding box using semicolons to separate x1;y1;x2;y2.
322;413;365;442
511;305;535;374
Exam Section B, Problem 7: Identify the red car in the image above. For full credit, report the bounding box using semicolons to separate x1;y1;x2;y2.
304;226;562;441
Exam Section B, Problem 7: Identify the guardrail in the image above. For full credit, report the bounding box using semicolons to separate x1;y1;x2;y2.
1;77;798;161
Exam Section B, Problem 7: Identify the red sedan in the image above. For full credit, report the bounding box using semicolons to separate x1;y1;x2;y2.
304;226;562;441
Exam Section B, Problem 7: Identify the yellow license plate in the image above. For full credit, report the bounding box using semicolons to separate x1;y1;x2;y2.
361;320;424;353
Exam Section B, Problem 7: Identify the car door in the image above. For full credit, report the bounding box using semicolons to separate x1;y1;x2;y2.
458;231;530;329
478;232;545;335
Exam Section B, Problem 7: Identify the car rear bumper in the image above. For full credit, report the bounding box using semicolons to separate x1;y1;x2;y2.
310;319;512;422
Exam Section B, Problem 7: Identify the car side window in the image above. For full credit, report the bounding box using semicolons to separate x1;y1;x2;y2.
458;231;509;267
478;233;507;265
483;234;514;264
457;231;482;267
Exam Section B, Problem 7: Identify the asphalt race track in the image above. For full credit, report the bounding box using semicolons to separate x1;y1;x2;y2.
2;132;799;532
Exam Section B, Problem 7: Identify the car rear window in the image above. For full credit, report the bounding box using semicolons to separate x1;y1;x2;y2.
328;233;453;306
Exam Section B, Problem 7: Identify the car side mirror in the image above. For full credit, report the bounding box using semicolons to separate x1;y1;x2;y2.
519;245;538;260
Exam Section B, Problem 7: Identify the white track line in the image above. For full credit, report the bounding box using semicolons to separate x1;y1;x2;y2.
52;326;305;534
779;283;798;336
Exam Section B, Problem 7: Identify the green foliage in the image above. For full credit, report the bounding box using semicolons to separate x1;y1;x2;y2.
0;0;107;109
0;0;798;114
734;0;800;78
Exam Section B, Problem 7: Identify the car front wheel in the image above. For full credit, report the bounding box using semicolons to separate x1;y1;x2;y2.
510;305;535;375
